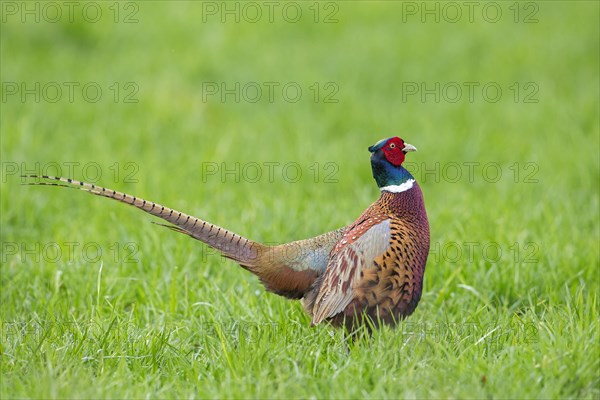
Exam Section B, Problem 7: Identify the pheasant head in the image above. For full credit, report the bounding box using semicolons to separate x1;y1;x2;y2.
368;136;417;192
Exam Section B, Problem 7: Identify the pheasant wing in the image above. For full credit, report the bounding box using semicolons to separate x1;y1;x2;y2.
311;217;391;325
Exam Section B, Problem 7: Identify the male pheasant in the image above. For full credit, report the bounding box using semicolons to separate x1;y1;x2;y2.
24;137;430;330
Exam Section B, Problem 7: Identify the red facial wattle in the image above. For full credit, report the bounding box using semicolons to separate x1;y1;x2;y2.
381;137;407;166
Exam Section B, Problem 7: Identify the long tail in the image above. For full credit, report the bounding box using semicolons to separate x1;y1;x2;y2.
22;175;346;299
22;175;262;267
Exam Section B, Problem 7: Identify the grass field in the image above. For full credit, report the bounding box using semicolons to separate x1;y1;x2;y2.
1;1;599;398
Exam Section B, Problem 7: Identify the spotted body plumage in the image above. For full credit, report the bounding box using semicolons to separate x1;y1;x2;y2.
305;180;429;329
24;137;429;330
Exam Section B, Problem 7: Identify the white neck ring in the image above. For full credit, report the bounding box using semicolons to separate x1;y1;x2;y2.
380;179;415;193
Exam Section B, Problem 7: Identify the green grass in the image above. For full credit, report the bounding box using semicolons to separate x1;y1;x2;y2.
1;1;599;398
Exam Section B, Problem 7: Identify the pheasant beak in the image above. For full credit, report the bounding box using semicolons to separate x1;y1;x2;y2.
402;143;417;153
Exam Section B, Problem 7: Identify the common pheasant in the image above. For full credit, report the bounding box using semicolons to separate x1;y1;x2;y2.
24;137;430;330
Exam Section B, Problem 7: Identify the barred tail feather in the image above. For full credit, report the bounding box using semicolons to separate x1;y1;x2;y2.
22;175;262;267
